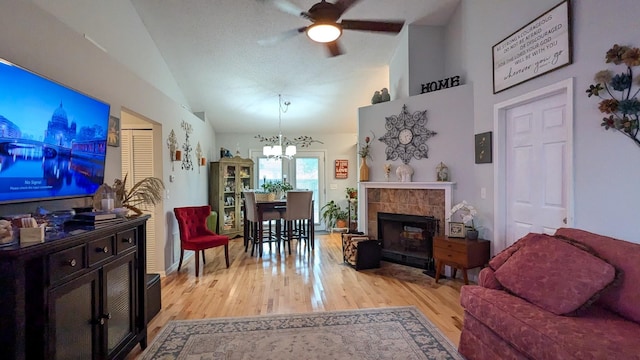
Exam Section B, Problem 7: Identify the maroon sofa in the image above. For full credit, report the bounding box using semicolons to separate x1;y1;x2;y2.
458;228;640;360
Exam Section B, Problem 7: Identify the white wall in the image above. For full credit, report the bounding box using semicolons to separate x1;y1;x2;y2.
0;1;217;272
447;0;640;243
358;84;475;205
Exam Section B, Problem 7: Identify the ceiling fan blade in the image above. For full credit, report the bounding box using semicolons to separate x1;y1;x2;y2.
260;0;312;20
258;27;307;46
334;0;362;17
325;41;343;57
340;19;405;33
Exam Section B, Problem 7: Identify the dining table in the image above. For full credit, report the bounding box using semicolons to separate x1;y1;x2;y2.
244;199;315;256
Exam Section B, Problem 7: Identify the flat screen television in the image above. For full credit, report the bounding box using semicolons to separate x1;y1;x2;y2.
0;58;111;204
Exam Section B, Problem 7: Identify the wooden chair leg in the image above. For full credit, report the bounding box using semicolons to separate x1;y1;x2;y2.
202;250;206;264
224;244;230;267
177;248;184;271
287;222;293;255
195;250;200;277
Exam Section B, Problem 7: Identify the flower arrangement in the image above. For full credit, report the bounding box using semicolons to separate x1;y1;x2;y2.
448;200;478;230
586;44;640;148
93;174;165;216
358;135;373;159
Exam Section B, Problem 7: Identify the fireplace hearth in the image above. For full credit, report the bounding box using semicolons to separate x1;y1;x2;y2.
377;212;439;275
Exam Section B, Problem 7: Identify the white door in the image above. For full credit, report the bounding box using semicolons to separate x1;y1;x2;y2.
121;128;158;273
504;91;570;247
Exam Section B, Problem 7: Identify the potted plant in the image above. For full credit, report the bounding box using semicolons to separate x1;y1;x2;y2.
320;200;349;229
93;174;165;216
345;187;357;199
262;180;294;199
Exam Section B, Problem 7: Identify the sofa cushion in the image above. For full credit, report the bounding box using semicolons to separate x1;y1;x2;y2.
494;234;616;315
460;286;640;359
488;232;538;270
555;228;640;323
478;267;502;290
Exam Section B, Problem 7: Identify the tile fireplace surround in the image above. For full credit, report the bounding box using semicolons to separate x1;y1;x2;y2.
357;182;455;238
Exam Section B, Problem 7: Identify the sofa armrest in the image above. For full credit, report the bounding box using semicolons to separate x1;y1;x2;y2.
478;267;503;290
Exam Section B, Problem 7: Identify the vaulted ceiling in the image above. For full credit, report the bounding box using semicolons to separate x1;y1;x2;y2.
33;0;460;134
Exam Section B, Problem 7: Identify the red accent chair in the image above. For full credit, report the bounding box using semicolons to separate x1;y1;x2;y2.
174;205;229;277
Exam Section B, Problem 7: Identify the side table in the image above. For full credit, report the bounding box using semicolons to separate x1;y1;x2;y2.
433;236;490;285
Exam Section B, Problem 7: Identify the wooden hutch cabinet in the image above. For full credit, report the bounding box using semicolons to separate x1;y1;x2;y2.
0;215;149;360
209;156;254;237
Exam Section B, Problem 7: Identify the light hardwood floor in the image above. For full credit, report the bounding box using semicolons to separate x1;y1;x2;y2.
127;232;465;358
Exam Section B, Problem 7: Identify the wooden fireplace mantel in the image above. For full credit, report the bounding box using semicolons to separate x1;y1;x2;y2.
357;182;455;236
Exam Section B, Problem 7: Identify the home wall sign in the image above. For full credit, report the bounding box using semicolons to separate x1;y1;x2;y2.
492;0;572;94
420;76;461;94
378;104;437;164
335;159;348;179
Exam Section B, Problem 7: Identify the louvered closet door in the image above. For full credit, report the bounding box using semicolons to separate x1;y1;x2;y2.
121;129;158;273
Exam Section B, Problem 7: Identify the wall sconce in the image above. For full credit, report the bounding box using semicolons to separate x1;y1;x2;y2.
166;129;178;171
195;142;203;173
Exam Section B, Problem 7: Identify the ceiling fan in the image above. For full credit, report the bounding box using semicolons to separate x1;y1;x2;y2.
259;0;405;57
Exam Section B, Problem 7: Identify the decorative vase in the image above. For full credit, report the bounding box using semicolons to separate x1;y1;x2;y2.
359;158;369;182
466;229;479;240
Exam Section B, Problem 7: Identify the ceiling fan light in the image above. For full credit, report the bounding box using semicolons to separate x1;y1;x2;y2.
307;23;341;43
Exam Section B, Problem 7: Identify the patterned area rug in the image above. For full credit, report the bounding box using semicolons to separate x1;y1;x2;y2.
141;307;463;359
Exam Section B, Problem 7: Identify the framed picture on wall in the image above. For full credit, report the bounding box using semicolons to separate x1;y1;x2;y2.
475;131;492;164
492;0;572;93
335;159;348;179
108;115;120;147
449;222;466;238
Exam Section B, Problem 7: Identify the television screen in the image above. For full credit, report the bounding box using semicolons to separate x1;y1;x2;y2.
0;58;111;204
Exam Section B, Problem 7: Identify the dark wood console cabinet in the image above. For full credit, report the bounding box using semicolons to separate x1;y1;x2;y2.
0;215;149;360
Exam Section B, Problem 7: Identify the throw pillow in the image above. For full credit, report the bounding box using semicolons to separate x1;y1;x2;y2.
494;234;616;315
489;232;538;270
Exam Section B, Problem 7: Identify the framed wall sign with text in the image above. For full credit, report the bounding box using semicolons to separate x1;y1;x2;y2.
492;0;572;93
335;159;348;179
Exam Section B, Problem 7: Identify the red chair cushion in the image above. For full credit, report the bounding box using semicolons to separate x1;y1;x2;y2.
182;234;229;251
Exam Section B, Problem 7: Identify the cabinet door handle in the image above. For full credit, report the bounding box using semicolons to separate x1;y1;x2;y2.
68;259;77;267
124;237;133;244
99;246;109;253
98;313;112;325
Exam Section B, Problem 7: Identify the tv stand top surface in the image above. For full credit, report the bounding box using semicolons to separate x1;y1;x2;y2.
0;214;150;259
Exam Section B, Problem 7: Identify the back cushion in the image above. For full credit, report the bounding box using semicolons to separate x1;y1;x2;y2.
494;234;616;315
554;228;640;323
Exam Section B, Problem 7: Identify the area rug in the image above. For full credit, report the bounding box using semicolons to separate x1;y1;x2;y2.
140;306;463;359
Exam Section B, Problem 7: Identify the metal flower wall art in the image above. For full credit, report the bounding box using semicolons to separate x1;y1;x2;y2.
586;44;640;148
378;104;437;164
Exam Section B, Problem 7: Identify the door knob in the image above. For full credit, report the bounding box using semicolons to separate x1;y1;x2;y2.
563;217;567;224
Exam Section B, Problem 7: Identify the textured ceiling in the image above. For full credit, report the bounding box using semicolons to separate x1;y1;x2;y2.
35;0;460;134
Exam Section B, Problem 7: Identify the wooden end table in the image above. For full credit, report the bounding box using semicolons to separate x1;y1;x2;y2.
433;236;490;285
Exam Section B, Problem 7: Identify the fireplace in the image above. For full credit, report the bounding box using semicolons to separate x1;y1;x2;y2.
377;212;439;274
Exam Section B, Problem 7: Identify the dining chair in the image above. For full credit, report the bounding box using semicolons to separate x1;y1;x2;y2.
282;190;314;254
174;205;229;277
243;191;281;257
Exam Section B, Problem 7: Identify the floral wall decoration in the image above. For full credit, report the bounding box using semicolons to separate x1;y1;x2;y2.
586;44;640;148
181;120;194;171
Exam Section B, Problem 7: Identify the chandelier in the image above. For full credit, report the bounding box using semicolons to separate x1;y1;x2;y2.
255;94;323;159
